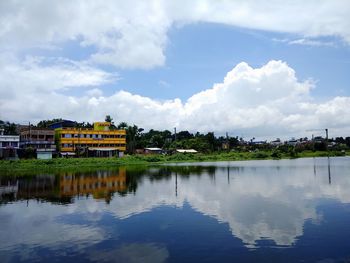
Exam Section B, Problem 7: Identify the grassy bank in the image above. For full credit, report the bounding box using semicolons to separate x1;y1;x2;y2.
0;150;348;175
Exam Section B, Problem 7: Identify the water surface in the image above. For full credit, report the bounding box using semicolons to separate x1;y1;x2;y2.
1;157;350;262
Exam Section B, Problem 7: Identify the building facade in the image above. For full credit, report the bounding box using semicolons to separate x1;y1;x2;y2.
0;129;19;159
55;122;126;157
20;127;56;159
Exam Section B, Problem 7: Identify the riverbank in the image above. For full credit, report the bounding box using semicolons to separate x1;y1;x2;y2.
0;150;348;175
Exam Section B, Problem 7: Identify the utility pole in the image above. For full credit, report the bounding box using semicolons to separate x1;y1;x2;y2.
29;122;31;146
226;132;229;150
306;128;329;141
174;127;177;150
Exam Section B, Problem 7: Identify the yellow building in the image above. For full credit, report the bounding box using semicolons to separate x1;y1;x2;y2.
55;122;126;156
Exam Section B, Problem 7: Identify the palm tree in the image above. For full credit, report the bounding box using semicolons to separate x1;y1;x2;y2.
117;122;128;129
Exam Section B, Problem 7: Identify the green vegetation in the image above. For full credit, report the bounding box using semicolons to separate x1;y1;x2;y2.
1;150;348;175
1;116;350;176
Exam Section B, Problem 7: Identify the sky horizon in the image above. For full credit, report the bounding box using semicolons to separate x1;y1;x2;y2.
0;1;349;140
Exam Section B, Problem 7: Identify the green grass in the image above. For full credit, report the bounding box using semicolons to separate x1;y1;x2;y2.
0;150;348;175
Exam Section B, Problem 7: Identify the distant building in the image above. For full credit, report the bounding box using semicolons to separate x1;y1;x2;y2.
313;136;324;143
0;129;19;160
176;149;198;153
222;142;230;150
55;122;126;157
270;138;282;146
144;147;163;154
20;127;56;159
287;138;299;146
48;120;76;129
250;141;267;145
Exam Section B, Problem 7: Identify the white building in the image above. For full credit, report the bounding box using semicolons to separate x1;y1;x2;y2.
0;129;20;159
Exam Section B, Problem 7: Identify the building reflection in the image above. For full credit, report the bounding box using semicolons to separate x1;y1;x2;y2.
59;168;126;202
0;168;126;204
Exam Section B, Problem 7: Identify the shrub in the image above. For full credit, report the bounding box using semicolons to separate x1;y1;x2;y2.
145;155;163;162
252;151;269;159
271;151;281;159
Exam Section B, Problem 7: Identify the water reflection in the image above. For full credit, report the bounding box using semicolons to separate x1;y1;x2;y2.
0;169;127;204
1;157;350;262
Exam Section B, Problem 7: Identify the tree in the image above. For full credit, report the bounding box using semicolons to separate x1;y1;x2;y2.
176;131;193;140
345;137;350;148
117;122;128;129
0;120;18;135
126;125;142;153
105;115;113;124
37;118;63;128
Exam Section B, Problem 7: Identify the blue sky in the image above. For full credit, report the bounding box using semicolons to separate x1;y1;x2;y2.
115;23;349;101
0;1;350;139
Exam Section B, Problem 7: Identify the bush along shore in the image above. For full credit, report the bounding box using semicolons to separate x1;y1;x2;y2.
0;150;348;175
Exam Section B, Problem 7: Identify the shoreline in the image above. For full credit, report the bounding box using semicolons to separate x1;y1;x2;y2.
0;150;348;176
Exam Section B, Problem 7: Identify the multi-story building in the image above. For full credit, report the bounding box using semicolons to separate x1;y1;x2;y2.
0;129;19;159
55;122;126;157
20;127;56;159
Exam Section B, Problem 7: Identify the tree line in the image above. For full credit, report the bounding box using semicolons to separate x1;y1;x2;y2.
1;117;350;154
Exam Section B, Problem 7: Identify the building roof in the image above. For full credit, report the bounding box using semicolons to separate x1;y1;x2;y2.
88;147;120;151
0;135;20;141
48;120;76;129
145;147;163;151
60;152;76;156
176;149;198;153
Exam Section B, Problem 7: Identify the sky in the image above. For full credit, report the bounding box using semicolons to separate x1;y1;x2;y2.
0;0;349;140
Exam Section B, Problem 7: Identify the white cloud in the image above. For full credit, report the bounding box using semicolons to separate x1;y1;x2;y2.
0;0;349;68
1;59;350;138
273;38;337;47
0;1;349;138
288;38;336;47
158;80;170;88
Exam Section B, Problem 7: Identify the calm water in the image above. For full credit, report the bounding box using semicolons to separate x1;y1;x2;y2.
1;157;350;262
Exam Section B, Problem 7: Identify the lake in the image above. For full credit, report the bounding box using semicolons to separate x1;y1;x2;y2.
1;157;350;262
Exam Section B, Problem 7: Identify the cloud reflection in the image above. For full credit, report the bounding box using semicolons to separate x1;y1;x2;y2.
102;157;350;247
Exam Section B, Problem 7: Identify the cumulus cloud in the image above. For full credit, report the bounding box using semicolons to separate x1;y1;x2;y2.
0;0;349;68
0;1;349;138
1;58;349;138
